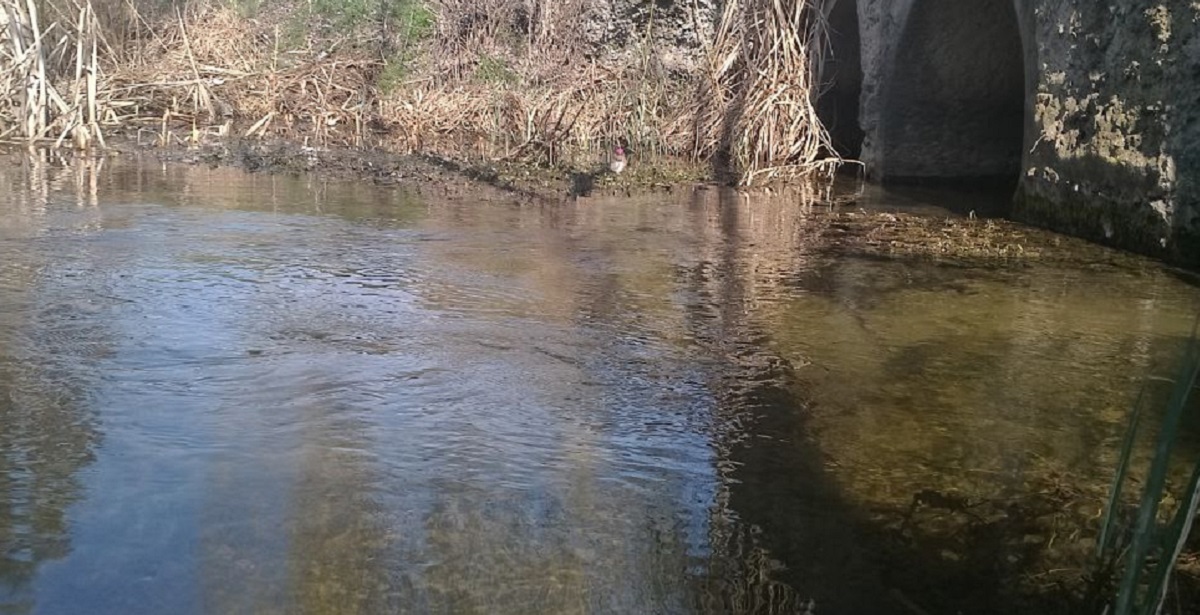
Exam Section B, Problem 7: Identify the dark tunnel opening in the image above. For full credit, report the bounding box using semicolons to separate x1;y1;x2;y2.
817;0;865;160
881;0;1025;188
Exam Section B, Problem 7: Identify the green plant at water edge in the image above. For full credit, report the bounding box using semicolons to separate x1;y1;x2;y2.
308;0;375;27
224;0;263;17
474;55;518;85
306;0;432;33
281;0;432;55
391;0;433;43
1099;319;1200;614
376;51;412;94
375;1;433;93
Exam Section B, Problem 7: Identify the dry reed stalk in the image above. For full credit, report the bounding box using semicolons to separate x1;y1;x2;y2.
1;0;109;147
1;0;46;139
175;8;215;119
695;0;841;185
1;0;842;190
100;4;380;145
24;0;48;138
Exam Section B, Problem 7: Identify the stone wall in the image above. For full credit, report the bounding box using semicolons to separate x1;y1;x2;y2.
589;0;1198;263
857;0;1027;181
1016;2;1199;263
580;0;716;72
849;0;1200;265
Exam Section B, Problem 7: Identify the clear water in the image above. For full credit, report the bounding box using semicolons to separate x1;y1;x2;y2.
1;152;1197;614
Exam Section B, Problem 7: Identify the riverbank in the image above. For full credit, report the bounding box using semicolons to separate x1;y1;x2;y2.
1;0;842;186
117;137;711;202
12;139;1177;279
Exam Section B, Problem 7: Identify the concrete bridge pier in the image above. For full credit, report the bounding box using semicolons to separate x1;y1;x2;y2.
819;0;1199;265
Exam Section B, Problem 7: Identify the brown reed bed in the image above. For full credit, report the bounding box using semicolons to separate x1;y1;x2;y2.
694;0;842;184
1;0;106;148
0;0;845;186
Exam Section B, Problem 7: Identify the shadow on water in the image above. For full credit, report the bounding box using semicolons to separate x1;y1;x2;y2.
867;180;1019;219
667;188;1084;613
673;189;896;613
664;187;1200;613
0;321;100;615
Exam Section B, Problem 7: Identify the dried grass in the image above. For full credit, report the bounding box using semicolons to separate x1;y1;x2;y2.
378;58;694;166
0;0;105;147
694;0;841;184
1;0;844;186
107;4;380;145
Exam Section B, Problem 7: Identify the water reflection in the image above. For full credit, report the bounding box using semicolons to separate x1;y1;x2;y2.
0;153;1197;614
0;153;108;614
0;332;99;615
672;189;893;613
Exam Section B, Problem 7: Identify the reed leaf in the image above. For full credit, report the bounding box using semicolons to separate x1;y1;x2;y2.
1107;317;1200;615
1144;459;1200;612
1098;384;1147;558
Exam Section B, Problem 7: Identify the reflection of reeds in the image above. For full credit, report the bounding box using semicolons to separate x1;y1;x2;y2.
0;148;103;211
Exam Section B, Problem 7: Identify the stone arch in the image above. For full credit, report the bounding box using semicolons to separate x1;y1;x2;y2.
817;0;865;159
879;0;1028;184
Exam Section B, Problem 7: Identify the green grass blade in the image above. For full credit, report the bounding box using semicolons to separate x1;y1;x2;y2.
1098;384;1147;559
1114;321;1200;615
1142;458;1200;614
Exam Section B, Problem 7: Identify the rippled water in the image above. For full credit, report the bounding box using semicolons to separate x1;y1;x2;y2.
1;152;1198;614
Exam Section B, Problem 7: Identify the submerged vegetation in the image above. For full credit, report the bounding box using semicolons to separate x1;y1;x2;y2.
0;0;843;184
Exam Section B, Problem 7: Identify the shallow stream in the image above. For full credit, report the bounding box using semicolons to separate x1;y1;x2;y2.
1;153;1198;614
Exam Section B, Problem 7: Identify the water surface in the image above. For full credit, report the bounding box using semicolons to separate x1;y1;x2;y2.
1;153;1197;614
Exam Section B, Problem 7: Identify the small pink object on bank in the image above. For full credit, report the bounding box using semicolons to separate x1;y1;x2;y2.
609;146;627;174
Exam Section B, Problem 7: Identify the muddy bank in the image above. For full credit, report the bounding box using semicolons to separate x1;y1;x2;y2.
85;137;1190;282
110;137;707;204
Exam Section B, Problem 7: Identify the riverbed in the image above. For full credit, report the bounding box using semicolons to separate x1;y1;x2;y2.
1;152;1198;614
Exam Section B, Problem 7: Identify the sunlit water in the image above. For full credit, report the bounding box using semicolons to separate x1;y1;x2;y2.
1;152;1198;614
